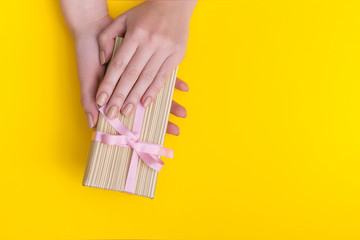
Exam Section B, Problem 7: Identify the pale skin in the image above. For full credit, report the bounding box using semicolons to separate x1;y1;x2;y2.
59;0;197;136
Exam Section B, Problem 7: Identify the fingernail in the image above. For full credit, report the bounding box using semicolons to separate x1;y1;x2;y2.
106;105;118;120
100;50;106;65
182;82;189;92
143;97;152;108
86;113;94;129
122;103;134;117
96;93;107;106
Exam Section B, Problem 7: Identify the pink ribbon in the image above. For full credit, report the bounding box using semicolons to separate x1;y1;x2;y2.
92;102;173;194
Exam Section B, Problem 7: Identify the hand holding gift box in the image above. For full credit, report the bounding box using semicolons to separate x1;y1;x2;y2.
59;0;196;130
59;1;197;198
83;37;179;198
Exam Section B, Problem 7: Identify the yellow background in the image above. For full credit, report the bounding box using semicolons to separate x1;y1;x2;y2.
1;0;360;239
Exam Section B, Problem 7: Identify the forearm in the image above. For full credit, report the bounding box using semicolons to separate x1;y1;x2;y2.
59;0;109;38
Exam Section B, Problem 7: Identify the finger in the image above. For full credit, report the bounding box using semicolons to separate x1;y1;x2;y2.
166;121;180;136
95;37;137;107
80;67;105;128
105;47;153;119
79;69;103;129
81;89;100;129
97;14;127;65
175;77;189;92
141;54;179;108
75;40;105;129
170;100;187;118
122;51;168;111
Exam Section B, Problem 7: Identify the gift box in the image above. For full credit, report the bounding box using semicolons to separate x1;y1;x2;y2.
82;37;177;198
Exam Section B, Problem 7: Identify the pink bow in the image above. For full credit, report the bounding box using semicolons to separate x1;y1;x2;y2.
92;103;173;194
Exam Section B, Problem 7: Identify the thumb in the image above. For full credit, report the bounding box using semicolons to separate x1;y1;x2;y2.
79;72;101;129
75;39;105;129
97;14;127;65
81;92;99;129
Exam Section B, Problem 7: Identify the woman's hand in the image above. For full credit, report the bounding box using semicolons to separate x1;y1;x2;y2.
59;0;194;135
60;0;112;129
167;78;189;136
95;1;197;119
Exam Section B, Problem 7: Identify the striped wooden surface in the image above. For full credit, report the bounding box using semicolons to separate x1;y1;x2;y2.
82;37;177;198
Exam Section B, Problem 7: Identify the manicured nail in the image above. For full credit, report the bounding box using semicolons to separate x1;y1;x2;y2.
182;82;189;92
96;93;107;106
122;103;134;117
106;105;118;120
143;97;152;108
86;113;94;129
100;50;106;65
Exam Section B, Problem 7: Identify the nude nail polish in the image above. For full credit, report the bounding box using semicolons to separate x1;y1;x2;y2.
96;93;107;106
143;97;152;108
182;82;189;92
86;113;94;129
100;50;106;65
122;103;134;117
106;105;118;120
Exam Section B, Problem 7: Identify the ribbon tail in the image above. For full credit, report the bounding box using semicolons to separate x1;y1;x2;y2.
138;152;165;172
124;150;139;194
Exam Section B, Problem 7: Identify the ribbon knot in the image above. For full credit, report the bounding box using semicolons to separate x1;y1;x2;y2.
92;103;173;194
127;138;140;152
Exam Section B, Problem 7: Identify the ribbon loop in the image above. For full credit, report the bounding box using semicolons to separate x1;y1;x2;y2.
92;103;173;194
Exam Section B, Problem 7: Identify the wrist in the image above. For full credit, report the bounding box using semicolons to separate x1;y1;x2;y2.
144;0;197;21
60;0;111;39
72;15;113;41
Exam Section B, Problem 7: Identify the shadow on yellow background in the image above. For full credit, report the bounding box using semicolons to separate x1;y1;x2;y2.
0;0;360;239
